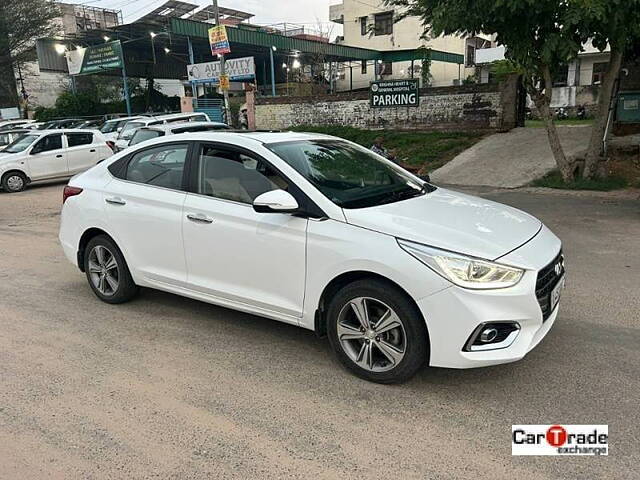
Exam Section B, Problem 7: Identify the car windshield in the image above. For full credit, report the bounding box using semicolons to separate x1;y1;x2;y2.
268;139;434;209
119;121;144;139
3;134;38;154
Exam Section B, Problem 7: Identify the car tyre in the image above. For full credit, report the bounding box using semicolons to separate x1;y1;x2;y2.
327;279;429;384
2;171;27;193
84;235;138;304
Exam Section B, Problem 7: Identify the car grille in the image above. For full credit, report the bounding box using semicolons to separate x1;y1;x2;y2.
535;250;565;321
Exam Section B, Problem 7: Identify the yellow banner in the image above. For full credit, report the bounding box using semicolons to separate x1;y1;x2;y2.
208;25;231;56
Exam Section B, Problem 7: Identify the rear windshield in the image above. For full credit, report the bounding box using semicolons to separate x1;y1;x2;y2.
129;129;164;146
101;119;124;133
119;121;145;139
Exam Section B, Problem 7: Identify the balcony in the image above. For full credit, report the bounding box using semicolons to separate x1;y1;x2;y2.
329;2;344;24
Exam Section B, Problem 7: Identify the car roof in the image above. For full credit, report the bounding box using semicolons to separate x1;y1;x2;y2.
31;129;103;135
143;121;228;132
105;116;144;123
1;129;30;134
144;130;334;146
228;131;334;144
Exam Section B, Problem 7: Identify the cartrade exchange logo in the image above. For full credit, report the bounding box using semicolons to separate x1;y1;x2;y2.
512;425;608;456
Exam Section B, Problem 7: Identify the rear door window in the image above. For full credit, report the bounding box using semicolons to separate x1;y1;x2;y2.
66;133;93;147
124;143;189;191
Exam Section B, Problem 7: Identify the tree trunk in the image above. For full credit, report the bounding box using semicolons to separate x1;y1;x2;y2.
531;65;574;182
583;49;624;179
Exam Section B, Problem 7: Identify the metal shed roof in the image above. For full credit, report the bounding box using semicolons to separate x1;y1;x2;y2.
169;18;464;64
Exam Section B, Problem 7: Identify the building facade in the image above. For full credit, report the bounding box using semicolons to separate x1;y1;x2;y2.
329;0;482;91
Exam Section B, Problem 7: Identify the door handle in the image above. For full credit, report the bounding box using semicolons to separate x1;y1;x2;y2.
56;154;63;158
105;197;126;206
90;149;96;153
187;213;213;224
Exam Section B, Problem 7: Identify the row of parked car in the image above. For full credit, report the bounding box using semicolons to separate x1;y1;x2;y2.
0;112;230;193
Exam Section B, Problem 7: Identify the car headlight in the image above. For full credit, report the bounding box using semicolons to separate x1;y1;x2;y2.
397;239;524;290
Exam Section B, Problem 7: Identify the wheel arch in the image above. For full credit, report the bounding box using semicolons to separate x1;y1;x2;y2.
1;169;30;185
314;270;428;340
77;227;117;272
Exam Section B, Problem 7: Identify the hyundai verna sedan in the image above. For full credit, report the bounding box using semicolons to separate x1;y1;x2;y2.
59;132;565;383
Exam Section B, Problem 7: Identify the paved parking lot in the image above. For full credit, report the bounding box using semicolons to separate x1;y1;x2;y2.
1;182;639;479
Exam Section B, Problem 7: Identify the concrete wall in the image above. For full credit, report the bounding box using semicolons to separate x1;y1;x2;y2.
256;83;514;131
20;62;70;109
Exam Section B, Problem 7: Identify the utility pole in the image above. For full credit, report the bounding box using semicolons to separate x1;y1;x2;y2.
212;0;231;124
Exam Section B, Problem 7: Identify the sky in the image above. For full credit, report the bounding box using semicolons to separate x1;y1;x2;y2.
70;0;342;36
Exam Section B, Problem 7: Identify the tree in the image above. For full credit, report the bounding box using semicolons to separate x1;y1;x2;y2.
0;0;60;108
386;0;640;180
568;1;640;178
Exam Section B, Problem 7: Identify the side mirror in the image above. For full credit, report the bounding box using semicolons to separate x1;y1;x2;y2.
253;190;299;214
419;174;431;183
116;127;122;133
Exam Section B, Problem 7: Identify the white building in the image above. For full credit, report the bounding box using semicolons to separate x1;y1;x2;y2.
329;0;486;90
475;41;611;109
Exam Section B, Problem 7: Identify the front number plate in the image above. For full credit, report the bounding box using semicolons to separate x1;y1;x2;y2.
550;275;565;311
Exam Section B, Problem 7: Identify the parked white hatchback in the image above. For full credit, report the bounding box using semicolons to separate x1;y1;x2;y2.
1;129;113;193
59;132;565;383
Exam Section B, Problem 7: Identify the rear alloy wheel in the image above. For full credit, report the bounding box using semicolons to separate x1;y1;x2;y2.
2;172;27;193
327;280;429;384
84;235;138;304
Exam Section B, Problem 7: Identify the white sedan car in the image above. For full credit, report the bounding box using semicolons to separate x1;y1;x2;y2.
0;129;113;193
59;132;565;383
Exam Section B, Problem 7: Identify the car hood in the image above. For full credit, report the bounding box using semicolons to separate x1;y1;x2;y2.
342;188;542;260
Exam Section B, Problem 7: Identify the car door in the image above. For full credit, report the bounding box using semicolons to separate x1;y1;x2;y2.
26;133;67;180
65;132;99;174
104;142;191;286
182;142;307;320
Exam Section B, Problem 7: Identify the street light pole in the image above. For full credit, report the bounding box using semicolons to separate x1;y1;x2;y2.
269;46;277;96
212;0;231;124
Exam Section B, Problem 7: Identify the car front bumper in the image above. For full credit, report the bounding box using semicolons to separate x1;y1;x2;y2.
417;225;563;369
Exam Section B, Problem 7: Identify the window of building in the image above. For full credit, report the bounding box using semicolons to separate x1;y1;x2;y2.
374;12;393;36
66;133;93;147
361;60;367;75
552;65;569;87
466;45;476;67
592;62;609;85
125;144;188;190
360;16;368;36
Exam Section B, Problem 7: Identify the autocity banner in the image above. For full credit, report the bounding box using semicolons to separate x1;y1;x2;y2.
208;25;231;56
187;57;255;84
66;40;123;75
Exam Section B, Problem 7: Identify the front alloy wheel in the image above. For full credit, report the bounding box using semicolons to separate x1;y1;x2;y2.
337;297;406;372
327;279;429;384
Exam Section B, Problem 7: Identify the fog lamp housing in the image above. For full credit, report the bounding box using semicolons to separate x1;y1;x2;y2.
463;322;521;352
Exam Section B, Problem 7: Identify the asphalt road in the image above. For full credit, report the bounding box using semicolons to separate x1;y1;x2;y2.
1;183;639;479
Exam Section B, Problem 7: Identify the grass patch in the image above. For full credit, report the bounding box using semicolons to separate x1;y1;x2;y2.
525;118;594;128
289;125;485;172
532;170;629;191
